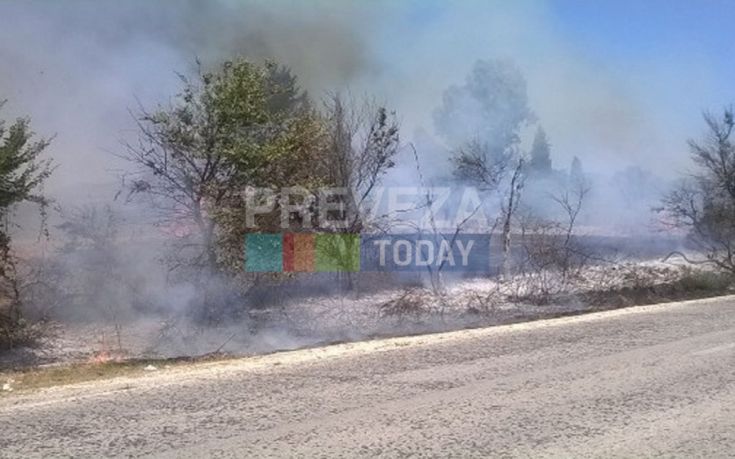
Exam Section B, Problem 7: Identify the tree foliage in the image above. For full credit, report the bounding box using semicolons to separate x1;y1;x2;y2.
124;59;400;278
123;59;327;274
0;101;54;347
433;59;533;150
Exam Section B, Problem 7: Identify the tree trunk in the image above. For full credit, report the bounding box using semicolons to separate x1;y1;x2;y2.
500;158;524;280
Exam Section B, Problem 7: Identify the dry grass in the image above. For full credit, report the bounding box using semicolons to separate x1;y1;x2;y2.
378;288;437;320
0;354;231;396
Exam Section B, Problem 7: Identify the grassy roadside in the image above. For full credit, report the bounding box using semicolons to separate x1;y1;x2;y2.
581;270;734;309
0;354;232;397
1;270;733;396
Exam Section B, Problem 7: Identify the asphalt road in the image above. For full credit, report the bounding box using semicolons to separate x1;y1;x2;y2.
2;296;735;458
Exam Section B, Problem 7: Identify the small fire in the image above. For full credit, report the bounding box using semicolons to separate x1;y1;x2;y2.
89;332;126;364
89;350;112;364
89;350;127;364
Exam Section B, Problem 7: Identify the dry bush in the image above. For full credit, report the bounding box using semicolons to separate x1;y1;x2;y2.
462;287;505;316
512;219;593;304
510;178;594;305
378;289;433;321
580;266;733;309
677;268;733;292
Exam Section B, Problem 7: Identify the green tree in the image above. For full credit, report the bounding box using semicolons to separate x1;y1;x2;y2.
124;59;327;275
126;59;400;281
0;101;54;347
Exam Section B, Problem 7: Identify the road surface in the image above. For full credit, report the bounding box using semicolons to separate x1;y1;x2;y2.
2;296;735;458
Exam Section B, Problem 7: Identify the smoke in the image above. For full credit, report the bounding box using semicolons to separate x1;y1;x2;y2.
0;0;724;200
0;0;727;359
0;0;376;204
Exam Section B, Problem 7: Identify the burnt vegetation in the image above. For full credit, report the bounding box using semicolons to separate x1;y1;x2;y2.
1;56;734;357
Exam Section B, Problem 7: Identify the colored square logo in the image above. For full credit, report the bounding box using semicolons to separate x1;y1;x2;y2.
284;233;316;272
315;233;360;272
245;233;282;272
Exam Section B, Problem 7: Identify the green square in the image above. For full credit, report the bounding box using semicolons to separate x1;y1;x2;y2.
315;233;360;272
245;233;282;272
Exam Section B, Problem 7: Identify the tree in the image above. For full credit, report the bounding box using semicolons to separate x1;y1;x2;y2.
441;59;533;278
452;139;513;190
528;127;552;175
0;101;54;347
570;156;584;184
122;59;327;275
433;58;533;150
661;108;735;272
452;141;525;278
321;94;399;233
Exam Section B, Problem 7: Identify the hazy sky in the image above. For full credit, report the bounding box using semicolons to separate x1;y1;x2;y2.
367;0;735;174
1;0;734;202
